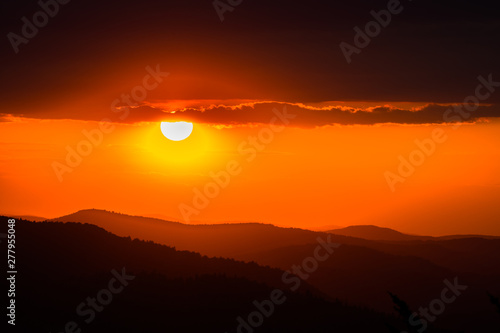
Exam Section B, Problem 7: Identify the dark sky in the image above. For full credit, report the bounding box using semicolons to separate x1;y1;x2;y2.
0;0;499;122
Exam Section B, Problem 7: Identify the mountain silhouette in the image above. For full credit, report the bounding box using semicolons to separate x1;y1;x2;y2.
4;214;48;222
50;209;347;257
327;225;432;241
328;225;500;241
6;217;412;333
18;210;500;332
50;210;500;275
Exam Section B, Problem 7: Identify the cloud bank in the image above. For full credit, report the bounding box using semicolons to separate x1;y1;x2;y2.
2;101;499;128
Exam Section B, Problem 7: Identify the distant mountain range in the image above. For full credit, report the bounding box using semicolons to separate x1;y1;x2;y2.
326;225;500;241
5;214;48;222
9;219;402;333
7;209;498;241
49;209;337;257
5;209;500;332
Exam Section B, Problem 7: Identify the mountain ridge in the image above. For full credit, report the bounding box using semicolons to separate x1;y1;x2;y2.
47;209;500;241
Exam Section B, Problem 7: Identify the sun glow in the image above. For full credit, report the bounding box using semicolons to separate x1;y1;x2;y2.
127;121;230;175
160;121;193;141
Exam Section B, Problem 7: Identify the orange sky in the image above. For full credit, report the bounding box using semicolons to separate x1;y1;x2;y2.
1;108;499;236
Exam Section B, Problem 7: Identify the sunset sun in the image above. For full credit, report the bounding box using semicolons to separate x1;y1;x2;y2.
160;121;193;141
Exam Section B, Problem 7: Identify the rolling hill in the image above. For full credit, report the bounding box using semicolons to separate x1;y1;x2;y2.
9;218;407;333
327;225;500;241
8;211;500;331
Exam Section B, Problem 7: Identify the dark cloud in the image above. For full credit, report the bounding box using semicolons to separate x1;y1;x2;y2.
145;102;500;127
3;101;499;127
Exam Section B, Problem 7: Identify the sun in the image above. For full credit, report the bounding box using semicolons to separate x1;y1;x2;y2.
160;121;193;141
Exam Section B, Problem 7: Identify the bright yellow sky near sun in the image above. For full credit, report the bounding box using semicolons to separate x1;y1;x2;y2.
1;116;499;236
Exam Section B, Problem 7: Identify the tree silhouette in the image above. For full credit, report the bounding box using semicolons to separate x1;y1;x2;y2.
487;291;500;331
387;291;422;333
487;292;500;315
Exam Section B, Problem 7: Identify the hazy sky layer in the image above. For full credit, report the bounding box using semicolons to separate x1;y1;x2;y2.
1;117;499;235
